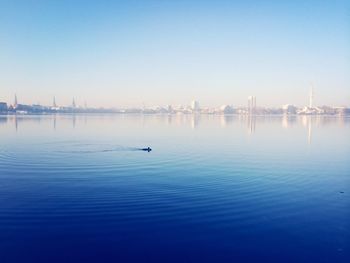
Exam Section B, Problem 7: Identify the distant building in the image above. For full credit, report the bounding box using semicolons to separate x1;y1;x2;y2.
282;104;297;114
334;107;350;115
14;94;18;109
191;100;200;112
7;105;14;112
247;96;256;114
153;106;168;114
14;104;31;113
297;106;325;115
166;105;173;113
319;106;337;115
31;104;48;113
220;105;235;114
0;102;7;112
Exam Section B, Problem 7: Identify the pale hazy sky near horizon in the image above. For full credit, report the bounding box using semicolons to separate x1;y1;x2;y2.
0;0;349;108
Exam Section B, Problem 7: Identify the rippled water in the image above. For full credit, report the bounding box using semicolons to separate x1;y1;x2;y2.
0;114;349;263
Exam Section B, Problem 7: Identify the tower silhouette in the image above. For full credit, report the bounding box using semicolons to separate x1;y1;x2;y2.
14;94;18;108
309;85;314;108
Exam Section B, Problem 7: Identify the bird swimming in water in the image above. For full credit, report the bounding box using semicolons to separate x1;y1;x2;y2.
140;147;152;152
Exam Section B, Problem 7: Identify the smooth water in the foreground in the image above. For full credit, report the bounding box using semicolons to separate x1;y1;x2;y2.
0;114;349;263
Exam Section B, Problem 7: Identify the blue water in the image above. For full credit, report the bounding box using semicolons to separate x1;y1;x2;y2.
0;114;349;262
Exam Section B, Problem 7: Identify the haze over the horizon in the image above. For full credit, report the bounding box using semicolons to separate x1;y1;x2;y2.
0;0;349;108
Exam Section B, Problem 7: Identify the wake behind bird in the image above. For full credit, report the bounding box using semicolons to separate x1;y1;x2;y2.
56;143;152;154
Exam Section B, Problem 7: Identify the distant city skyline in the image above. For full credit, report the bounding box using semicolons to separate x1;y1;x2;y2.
1;0;349;107
1;88;349;109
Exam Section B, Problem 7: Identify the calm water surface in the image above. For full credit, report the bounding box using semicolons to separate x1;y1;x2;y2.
0;114;349;262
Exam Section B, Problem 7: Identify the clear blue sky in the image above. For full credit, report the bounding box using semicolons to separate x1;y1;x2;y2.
0;0;349;107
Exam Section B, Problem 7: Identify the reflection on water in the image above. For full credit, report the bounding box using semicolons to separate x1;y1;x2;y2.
2;114;349;145
308;120;312;145
282;115;297;128
0;114;349;263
